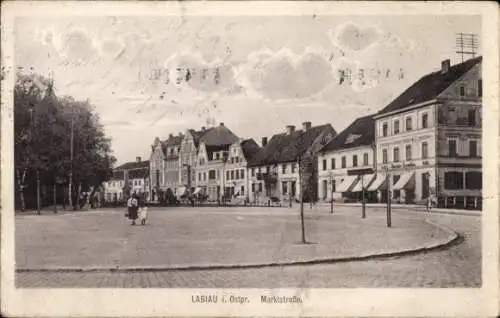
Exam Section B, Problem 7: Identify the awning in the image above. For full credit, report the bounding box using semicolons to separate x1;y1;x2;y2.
351;174;376;192
175;186;187;197
367;173;387;191
335;175;358;193
193;187;202;195
393;172;415;190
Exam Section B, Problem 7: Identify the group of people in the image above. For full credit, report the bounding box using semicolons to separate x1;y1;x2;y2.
126;194;148;225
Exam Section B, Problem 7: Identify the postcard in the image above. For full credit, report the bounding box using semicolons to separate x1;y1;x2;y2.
1;1;499;317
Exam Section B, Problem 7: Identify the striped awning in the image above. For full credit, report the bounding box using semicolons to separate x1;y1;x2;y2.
175;186;187;197
335;175;358;193
193;187;202;195
393;172;416;190
351;174;376;192
367;173;387;191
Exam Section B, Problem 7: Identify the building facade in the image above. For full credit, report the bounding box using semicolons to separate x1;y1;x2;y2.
317;115;376;203
104;157;150;203
248;122;337;204
373;57;482;207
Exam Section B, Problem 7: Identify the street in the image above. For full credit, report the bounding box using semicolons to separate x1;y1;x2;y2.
15;206;481;288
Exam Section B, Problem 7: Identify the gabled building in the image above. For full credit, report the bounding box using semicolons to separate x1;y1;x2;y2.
317;115;376;202
373;56;482;208
103;170;125;203
247;122;337;204
192;123;240;201
150;133;183;201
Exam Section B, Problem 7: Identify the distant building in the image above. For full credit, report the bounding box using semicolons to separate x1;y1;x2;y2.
150;133;183;201
248;122;337;204
104;156;150;202
317;115;376;203
373;56;482;208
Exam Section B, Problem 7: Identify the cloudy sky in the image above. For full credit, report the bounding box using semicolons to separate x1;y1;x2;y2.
15;15;481;164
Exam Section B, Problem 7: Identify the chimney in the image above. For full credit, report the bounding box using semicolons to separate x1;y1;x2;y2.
219;122;224;126
169;133;173;138
441;59;451;74
302;121;312;131
201;126;206;131
286;125;295;135
262;137;268;147
136;156;141;163
178;132;182;137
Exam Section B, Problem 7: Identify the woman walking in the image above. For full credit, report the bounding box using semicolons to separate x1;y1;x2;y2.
128;194;139;225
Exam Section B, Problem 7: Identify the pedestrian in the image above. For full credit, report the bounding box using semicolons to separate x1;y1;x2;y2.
138;199;148;225
426;195;432;211
128;195;139;225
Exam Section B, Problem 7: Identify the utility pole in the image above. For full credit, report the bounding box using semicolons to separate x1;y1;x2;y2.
386;172;392;228
36;170;41;215
299;155;306;244
68;116;74;210
361;174;366;219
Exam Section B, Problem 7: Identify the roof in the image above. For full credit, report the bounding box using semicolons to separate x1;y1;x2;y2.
205;144;231;161
377;56;482;116
248;124;334;167
319;115;375;152
111;170;124;181
240;139;261;161
160;134;183;156
115;160;150;171
128;167;149;179
195;124;239;147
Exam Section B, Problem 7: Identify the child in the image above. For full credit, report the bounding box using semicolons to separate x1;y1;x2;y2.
138;200;148;225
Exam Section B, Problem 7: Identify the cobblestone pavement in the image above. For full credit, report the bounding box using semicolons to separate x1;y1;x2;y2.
16;208;481;288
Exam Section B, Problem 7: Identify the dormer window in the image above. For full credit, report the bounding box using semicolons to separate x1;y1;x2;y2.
460;86;465;97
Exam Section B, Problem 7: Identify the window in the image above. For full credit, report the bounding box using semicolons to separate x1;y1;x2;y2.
478;79;482;97
198;173;202;181
444;172;464;190
460;86;465;97
393;147;400;162
226;171;230;180
230;170;235;180
241;169;244;179
235;157;239;163
468;109;476;126
241;186;245;196
405;145;412;161
382;149;388;164
283;164;287;174
352;155;358;167
465;171;482;190
322;160;327;171
469;140;478;157
251;168;255;177
322;180;328;199
235;170;239;179
394;120;400;134
331;179;336;193
291;164;296;173
203;172;207;181
282;181;288;194
422;142;428;159
341;156;346;168
422;113;428;129
363;153;369;166
331;158;336;170
251;183;255;193
382;122;388;137
230;158;234;164
448;139;457;157
258;183;262;192
405;117;413;131
208;170;216;180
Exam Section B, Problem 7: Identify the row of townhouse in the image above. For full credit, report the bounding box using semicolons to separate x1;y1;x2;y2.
318;57;482;209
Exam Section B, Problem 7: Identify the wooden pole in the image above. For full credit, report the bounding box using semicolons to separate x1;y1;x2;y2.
299;157;305;244
68;116;74;210
36;170;41;215
386;172;392;228
361;175;366;218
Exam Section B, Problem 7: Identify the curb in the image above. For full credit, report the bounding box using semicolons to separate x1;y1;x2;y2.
16;221;459;274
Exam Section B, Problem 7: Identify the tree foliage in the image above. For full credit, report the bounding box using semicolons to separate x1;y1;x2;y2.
14;72;116;209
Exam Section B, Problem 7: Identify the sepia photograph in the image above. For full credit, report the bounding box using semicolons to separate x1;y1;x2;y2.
1;1;498;317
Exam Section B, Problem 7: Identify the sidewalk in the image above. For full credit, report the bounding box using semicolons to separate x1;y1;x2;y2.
317;202;481;216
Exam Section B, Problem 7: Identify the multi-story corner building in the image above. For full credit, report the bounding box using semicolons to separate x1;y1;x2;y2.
149;133;183;201
222;138;261;202
192;123;240;201
317;115;376;203
104;157;150;202
247;122;337;204
373;57;482;207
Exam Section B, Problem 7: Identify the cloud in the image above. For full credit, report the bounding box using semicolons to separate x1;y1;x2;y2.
236;47;334;102
330;22;383;52
54;28;98;64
